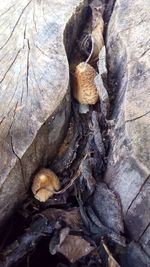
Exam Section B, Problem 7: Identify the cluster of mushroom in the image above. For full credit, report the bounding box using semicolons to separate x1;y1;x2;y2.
32;14;104;203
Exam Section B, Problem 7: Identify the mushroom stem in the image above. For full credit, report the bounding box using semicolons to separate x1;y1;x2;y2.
79;103;89;114
85;35;94;64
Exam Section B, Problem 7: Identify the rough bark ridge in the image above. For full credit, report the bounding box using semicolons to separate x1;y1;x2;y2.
105;0;150;256
0;0;87;226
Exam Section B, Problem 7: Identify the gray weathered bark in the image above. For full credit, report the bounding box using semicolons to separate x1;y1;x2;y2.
105;0;150;257
0;0;87;226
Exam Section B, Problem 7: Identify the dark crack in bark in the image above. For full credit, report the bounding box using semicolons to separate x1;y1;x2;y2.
0;0;31;50
125;110;150;123
126;175;150;215
10;135;27;190
0;50;21;83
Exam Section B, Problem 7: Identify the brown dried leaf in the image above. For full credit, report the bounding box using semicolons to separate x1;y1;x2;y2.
103;243;121;267
58;235;95;263
32;169;60;202
42;208;82;230
49;227;70;255
63;208;82;229
108;257;121;267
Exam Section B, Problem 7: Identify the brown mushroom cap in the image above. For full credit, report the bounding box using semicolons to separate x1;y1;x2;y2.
32;168;60;202
73;62;99;105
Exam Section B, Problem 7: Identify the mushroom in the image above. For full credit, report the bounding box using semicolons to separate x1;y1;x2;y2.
32;168;60;202
73;62;99;106
87;15;104;64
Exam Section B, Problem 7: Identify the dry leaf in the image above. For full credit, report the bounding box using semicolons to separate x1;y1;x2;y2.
42;207;82;230
93;183;124;234
103;242;121;267
73;62;99;105
63;208;82;229
108;256;121;267
32;168;60;202
49;227;70;255
58;235;95;263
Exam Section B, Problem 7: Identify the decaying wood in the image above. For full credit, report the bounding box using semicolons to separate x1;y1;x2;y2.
1;0;150;266
0;0;87;226
92;183;124;234
94;46;110;117
51;115;80;175
105;0;150;258
0;217;53;267
91;111;105;157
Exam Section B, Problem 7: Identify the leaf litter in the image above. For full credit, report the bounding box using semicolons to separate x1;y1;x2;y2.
0;2;131;267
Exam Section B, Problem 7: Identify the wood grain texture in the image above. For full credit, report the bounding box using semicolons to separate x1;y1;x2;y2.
105;0;150;256
0;0;87;226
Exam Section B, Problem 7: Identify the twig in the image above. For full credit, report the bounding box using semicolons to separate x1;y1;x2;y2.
55;170;81;195
54;153;91;195
102;241;121;267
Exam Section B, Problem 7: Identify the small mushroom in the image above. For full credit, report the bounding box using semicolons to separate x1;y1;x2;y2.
73;62;99;105
32;168;60;202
